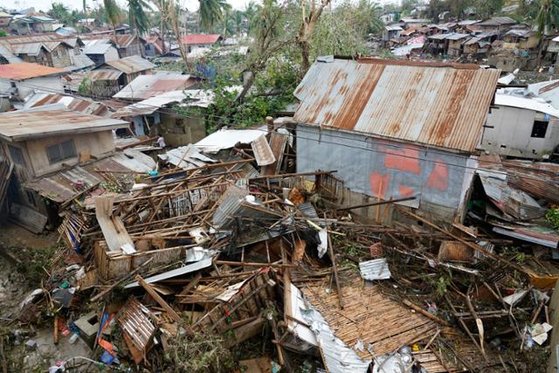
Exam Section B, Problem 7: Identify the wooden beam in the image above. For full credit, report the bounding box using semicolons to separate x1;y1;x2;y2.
135;275;181;323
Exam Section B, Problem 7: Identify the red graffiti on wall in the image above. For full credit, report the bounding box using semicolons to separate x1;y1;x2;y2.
383;147;421;174
370;172;390;199
426;160;449;191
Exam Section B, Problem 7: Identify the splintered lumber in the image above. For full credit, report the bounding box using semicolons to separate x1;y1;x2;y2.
336;196;416;211
215;260;296;268
465;293;486;358
91;258;153;302
402;300;449;326
399;209;525;273
135;275;181;323
327;234;343;309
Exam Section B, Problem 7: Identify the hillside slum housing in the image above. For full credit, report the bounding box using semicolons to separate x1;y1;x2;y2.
10;114;559;372
294;58;499;222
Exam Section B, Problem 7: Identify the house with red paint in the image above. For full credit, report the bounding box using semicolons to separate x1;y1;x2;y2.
293;57;500;222
180;34;222;53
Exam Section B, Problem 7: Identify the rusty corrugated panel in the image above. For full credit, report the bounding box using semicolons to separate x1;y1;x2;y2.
293;59;500;152
87;69;123;81
113;73;199;100
0;62;64;80
105;55;155;74
118;297;156;364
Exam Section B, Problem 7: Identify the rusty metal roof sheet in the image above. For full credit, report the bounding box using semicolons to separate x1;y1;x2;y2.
293;58;500;152
104;55;155;74
0;109;129;142
25;92;111;117
113;72;199;100
25;149;155;203
0;62;64;80
88;69;123;81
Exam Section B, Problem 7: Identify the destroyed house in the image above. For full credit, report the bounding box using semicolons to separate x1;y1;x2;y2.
294;58;500;221
0;109;132;231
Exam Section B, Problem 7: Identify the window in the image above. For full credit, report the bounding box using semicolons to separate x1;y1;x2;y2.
46;140;77;164
8;145;26;166
531;120;549;138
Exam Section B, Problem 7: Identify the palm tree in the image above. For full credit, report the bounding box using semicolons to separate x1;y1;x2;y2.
128;0;151;34
199;0;229;31
103;0;122;32
535;0;559;65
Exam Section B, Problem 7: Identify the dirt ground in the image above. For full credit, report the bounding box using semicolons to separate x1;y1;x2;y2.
0;222;92;371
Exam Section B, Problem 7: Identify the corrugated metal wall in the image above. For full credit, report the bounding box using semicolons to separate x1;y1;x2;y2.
296;125;471;216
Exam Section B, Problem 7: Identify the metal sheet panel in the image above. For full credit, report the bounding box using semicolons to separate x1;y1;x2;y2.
105;55;155;74
0;62;64;80
0;109;129;141
113;73;199;100
359;258;392;280
293;59;500;152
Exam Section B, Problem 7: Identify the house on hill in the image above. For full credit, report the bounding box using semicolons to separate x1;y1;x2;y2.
293;58;500;222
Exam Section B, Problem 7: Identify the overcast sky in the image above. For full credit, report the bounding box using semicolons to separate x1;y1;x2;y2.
3;0;399;13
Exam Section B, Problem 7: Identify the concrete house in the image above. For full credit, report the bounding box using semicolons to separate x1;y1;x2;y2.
482;92;559;160
293;58;500;222
181;34;222;52
0;109;130;229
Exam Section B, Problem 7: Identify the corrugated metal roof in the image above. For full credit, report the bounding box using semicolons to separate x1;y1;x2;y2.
293;58;500;152
195;128;265;153
478;16;517;26
113;73;198;100
104;55;155;74
83;39;114;55
25;150;155;203
10;42;45;56
0;109;129;142
359;258;392;280
181;34;222;45
25;92;111;117
113;90;187;116
495;93;559;118
88;69;123;81
0;44;22;63
0;62;64;80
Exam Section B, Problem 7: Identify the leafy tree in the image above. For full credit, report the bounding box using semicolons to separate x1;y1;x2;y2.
49;3;81;25
474;0;504;19
535;0;559;36
426;0;446;22
297;0;333;73
128;0;151;34
535;0;559;65
103;0;123;30
447;0;472;18
199;0;229;31
400;0;418;16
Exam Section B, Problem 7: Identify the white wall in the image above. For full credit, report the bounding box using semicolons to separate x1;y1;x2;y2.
482;105;559;159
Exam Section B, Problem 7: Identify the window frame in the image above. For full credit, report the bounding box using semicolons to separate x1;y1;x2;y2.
46;139;77;165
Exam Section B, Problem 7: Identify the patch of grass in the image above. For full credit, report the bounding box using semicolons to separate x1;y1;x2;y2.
13;245;58;286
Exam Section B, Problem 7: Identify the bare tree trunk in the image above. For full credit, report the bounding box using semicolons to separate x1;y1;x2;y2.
168;2;189;68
